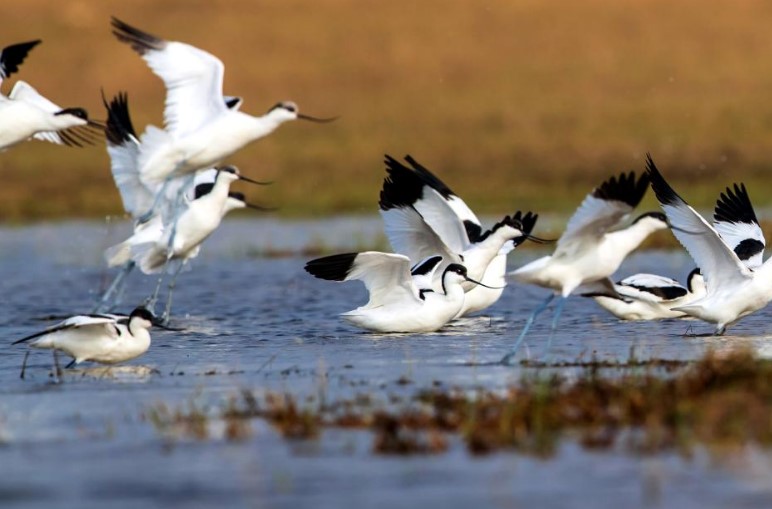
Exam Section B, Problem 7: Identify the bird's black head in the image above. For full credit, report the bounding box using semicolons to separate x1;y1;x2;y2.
130;307;155;322
269;101;298;114
55;107;89;120
633;211;667;224
445;263;468;277
217;165;239;175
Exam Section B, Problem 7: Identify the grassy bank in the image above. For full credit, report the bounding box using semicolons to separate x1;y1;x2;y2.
2;0;772;222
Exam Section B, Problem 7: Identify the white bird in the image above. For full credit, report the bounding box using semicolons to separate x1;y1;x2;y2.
110;17;335;188
0;40;101;151
305;252;497;333
95;92;268;312
379;155;544;317
588;268;705;320
647;155;772;335
131;166;269;321
13;307;155;375
502;171;669;363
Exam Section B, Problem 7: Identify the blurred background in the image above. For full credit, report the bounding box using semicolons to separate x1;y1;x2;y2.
1;0;772;222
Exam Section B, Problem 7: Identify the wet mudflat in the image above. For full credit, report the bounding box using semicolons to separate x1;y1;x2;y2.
1;218;771;509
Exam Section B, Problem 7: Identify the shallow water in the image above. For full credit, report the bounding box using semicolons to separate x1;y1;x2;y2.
1;218;771;509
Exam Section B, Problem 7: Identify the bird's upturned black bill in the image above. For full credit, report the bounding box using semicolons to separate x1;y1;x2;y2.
465;276;505;290
297;113;338;123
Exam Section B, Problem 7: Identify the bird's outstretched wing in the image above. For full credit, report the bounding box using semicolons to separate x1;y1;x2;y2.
111;17;227;137
305;252;422;307
555;171;649;257
646;154;751;293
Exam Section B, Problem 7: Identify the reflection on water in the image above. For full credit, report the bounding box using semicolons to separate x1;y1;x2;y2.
1;218;771;509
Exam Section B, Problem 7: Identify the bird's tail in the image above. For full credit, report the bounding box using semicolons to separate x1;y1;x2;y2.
131;242;167;274
105;240;131;267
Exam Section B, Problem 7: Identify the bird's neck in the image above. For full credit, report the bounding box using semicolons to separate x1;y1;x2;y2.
604;221;658;259
248;112;285;140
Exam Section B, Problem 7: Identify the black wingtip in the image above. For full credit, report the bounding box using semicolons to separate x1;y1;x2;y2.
592;169;650;208
0;39;41;79
714;182;758;225
110;17;165;55
402;155;456;199
379;155;426;211
104;90;137;145
644;153;682;206
304;253;358;281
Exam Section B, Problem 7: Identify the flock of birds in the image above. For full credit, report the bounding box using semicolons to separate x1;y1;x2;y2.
4;18;769;376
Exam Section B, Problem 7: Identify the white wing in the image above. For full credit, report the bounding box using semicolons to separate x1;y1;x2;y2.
647;156;752;292
380;207;458;265
305;252;422;307
111;18;227;137
712;183;766;269
556;171;649;257
381;155;472;253
9;80;60;112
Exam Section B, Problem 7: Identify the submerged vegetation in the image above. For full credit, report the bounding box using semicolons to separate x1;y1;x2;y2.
144;349;772;456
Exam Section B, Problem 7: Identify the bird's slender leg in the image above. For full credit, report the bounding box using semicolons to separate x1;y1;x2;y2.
52;350;63;382
19;351;29;379
715;325;726;336
93;261;136;313
543;297;567;356
144;260;170;315
165;174;196;253
500;293;555;365
160;262;186;325
65;359;76;369
137;176;172;224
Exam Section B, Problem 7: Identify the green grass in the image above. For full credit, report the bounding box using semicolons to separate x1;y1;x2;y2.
2;0;772;222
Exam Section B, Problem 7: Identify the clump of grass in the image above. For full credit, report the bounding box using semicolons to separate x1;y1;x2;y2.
144;350;772;456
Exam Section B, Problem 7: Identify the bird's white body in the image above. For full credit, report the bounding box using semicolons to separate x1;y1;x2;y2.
647;156;772;334
16;312;153;365
0;81;90;151
511;215;668;297
592;271;706;320
111;18;315;186
463;249;509;315
305;252;471;333
132;170;242;273
137;110;289;185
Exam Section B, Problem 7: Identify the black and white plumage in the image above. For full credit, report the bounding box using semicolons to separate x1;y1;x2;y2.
305;252;489;333
0;39;101;150
502;171;668;363
13;307;155;366
646;155;772;335
110;17;334;186
379;155;539;317
589;268;706;321
713;183;765;268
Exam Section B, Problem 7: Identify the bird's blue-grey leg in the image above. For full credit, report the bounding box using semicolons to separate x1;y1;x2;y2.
137;176;172;224
160;262;186;325
500;293;555;365
52;350;62;382
65;358;76;370
166;174;197;253
543;297;567;356
93;261;136;313
20;351;29;379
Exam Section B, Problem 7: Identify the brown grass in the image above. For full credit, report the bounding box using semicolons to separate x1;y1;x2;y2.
2;0;772;221
146;350;772;456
